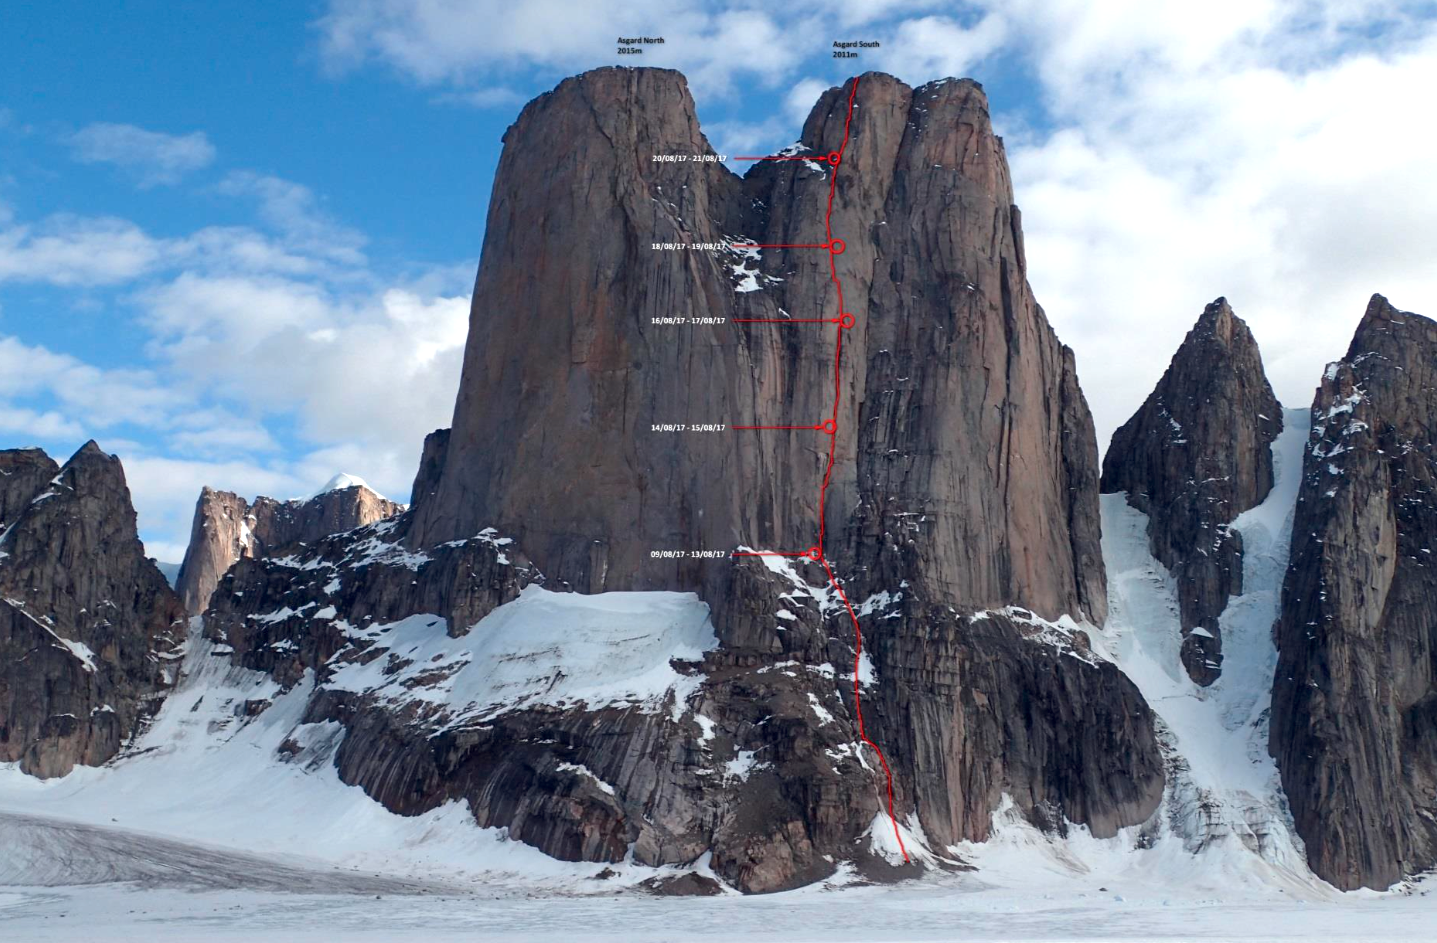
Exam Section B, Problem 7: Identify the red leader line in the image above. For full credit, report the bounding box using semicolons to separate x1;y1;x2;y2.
728;77;910;863
732;155;815;161
731;318;831;324
730;242;830;249
732;424;818;430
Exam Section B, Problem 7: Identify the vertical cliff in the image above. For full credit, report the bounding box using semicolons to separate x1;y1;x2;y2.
202;68;1161;891
1101;299;1281;684
175;480;404;614
409;68;1104;624
1270;294;1437;890
0;442;184;777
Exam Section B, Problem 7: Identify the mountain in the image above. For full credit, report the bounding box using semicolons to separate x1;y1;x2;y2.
408;69;1107;626
1101;299;1282;684
190;68;1161;892
174;480;404;615
1270;294;1437;890
0;442;185;777
19;67;1433;901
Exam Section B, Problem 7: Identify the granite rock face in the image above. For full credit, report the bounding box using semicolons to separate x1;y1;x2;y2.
175;481;403;614
204;68;1162;892
1101;299;1281;684
1270;294;1437;890
0;442;184;777
408;68;1106;627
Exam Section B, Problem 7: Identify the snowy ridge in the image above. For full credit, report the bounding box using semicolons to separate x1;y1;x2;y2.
323;585;718;729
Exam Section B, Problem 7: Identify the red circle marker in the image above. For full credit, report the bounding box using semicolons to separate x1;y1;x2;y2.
839;313;856;329
829;238;845;255
807;546;823;561
827;151;841;166
821;420;837;434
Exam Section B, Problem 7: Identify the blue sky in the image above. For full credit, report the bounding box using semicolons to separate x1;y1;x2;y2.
3;1;1436;561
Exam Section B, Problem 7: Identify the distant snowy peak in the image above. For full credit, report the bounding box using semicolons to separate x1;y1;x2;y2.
311;473;385;501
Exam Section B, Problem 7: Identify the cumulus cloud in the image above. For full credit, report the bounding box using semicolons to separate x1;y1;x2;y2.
872;13;1008;78
0;335;179;429
986;0;1437;448
309;0;1437;454
216;171;368;266
140;275;468;449
0;215;170;286
0;405;85;440
0;213;337;288
316;0;818;96
8;0;1437;562
0;156;468;557
118;435;430;562
69;122;216;187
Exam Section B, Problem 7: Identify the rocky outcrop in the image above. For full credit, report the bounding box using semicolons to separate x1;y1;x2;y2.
409;429;449;508
1270;294;1437;890
0;442;184;777
1101;299;1281;684
175;480;403;614
204;68;1162;892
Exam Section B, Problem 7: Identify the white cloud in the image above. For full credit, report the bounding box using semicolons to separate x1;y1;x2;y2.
0;215;170;286
69;122;216;187
0;212;345;288
990;1;1437;449
0;153;464;557
705;117;793;159
166;409;282;457
316;0;812;97
0;405;85;440
142;276;468;447
216;171;368;266
785;78;829;124
434;86;527;109
0;335;178;429
140;272;334;348
872;13;1008;79
8;0;1437;567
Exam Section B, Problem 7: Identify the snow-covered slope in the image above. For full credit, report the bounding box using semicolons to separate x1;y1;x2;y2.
0;593;719;893
322;585;717;729
1099;407;1310;867
7;409;1437;938
946;407;1327;895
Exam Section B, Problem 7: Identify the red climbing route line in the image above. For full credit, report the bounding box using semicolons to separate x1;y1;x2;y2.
729;77;909;864
820;555;908;864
